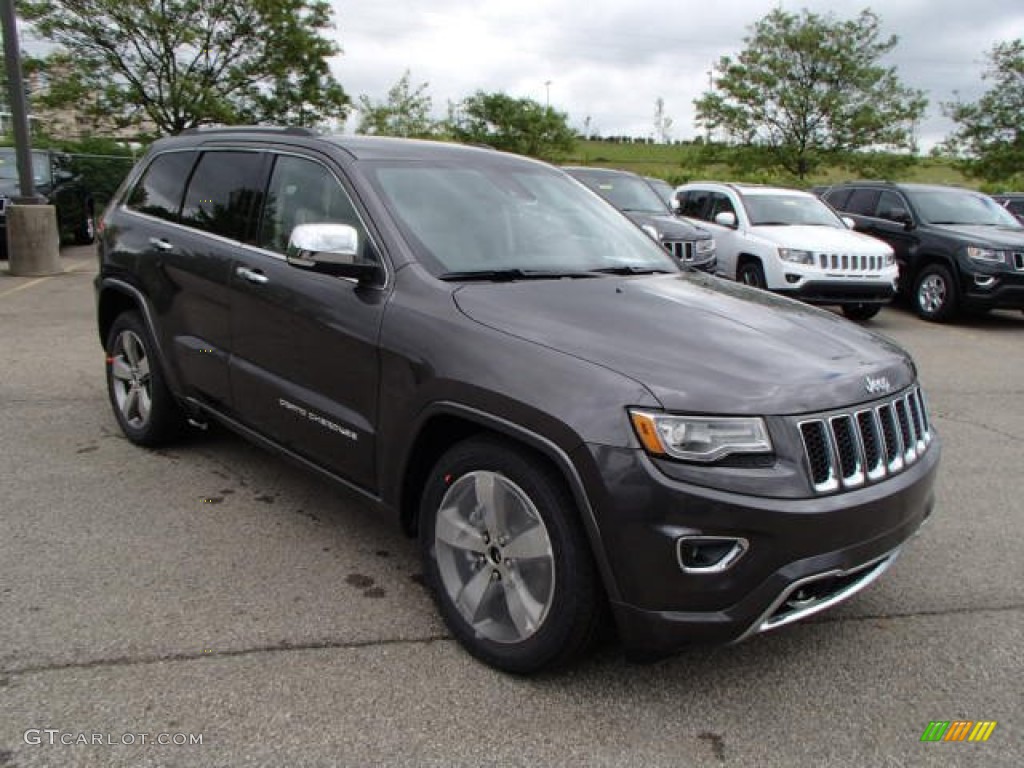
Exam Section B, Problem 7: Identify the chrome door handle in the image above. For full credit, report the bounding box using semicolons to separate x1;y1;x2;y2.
236;266;269;285
148;237;174;252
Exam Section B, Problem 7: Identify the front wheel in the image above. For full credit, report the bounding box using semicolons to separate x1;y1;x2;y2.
914;263;958;322
737;260;767;290
419;437;602;674
841;303;882;322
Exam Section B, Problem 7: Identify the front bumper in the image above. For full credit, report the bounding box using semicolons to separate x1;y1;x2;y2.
776;279;896;306
574;435;940;657
960;263;1024;311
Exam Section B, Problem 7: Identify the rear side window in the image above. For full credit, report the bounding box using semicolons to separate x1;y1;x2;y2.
823;187;851;210
126;151;197;221
180;151;265;242
843;188;881;216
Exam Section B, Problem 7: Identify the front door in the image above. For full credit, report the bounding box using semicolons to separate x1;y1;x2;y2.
228;153;388;492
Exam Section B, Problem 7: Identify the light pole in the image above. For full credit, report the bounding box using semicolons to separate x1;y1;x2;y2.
1;0;61;275
544;80;551;108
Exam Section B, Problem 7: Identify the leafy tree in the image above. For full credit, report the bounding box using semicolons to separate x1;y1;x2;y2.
943;39;1024;185
448;91;575;160
357;70;438;138
694;8;926;178
21;0;350;136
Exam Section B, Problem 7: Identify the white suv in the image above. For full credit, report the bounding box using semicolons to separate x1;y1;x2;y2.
674;182;898;320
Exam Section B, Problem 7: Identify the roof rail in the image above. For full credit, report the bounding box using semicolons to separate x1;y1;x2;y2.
178;125;318;137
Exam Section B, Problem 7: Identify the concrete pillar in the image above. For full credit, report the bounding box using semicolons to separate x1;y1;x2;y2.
5;204;62;276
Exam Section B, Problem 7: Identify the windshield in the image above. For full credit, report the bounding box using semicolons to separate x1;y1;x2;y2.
0;149;52;185
906;188;1021;227
365;160;679;276
568;170;670;215
745;193;844;227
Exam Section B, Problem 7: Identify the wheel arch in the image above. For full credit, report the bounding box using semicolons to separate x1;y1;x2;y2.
396;402;621;602
97;278;184;397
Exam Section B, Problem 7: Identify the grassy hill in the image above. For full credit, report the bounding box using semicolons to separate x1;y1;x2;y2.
563;139;971;189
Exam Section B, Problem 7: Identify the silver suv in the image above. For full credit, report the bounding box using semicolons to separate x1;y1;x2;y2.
675;182;898;320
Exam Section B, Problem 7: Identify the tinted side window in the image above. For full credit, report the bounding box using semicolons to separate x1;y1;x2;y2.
708;192;736;220
258;155;365;255
126;151;197;222
180;151;265;242
843;188;881;216
679;190;709;220
876;190;910;222
823;188;852;210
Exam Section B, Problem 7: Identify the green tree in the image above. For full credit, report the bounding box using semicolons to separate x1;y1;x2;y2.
694;8;926;178
21;0;350;136
357;70;438;138
943;39;1024;185
448;91;575;160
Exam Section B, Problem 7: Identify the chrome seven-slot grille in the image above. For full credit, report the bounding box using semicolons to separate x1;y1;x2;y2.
798;386;932;494
664;240;695;262
816;253;886;271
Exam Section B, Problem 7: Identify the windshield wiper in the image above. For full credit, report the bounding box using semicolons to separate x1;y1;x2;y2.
590;265;676;276
438;268;606;282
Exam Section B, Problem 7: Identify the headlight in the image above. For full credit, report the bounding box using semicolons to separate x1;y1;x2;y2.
966;245;1007;264
778;248;815;265
641;224;660;241
695;238;715;255
629;410;772;463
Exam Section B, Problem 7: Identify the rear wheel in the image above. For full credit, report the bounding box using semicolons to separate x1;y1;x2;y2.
105;312;185;445
841;303;882;322
737;259;766;290
419;437;602;674
913;263;958;322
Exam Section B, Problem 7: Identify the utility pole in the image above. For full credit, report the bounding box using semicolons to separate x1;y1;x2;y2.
544;80;551;109
1;0;61;276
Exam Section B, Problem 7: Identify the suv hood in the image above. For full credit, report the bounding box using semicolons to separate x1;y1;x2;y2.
751;224;892;254
933;223;1024;247
625;211;709;240
454;273;914;416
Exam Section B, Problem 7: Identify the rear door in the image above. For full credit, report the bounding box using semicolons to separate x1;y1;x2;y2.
122;149;267;407
228;151;388;491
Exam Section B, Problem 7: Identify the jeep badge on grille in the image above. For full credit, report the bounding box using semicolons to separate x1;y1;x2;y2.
865;375;893;395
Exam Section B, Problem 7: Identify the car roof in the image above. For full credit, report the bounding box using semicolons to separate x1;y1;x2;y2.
562;166;643;179
680;181;814;198
149;129;541;165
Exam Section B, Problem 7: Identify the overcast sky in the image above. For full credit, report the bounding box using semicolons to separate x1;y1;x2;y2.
332;0;1024;150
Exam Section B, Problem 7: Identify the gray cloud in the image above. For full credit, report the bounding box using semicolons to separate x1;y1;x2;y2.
334;1;1022;148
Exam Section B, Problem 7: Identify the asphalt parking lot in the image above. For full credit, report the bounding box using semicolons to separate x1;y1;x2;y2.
1;245;1021;767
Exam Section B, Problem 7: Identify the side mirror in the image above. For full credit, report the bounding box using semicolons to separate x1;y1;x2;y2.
286;223;382;283
670;197;683;214
841;216;856;229
714;211;737;228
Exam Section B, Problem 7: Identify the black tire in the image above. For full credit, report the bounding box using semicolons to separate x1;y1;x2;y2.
419;436;602;674
105;312;186;446
913;263;958;322
737;259;766;290
841;303;882;322
74;201;96;245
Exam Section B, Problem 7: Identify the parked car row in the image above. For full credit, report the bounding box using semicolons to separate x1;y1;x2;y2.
599;170;1024;324
0;147;96;251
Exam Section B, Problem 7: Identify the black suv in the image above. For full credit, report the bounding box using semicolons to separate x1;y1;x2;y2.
822;182;1024;321
563;166;717;272
96;128;939;673
0;147;96;249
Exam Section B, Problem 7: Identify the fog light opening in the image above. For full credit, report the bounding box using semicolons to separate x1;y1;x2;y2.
676;536;749;574
973;274;996;289
785;273;801;284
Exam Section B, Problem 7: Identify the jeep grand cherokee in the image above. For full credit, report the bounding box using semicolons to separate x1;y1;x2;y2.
96;128;940;673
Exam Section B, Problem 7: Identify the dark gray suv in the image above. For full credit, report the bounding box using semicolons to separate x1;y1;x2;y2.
96;128;940;673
